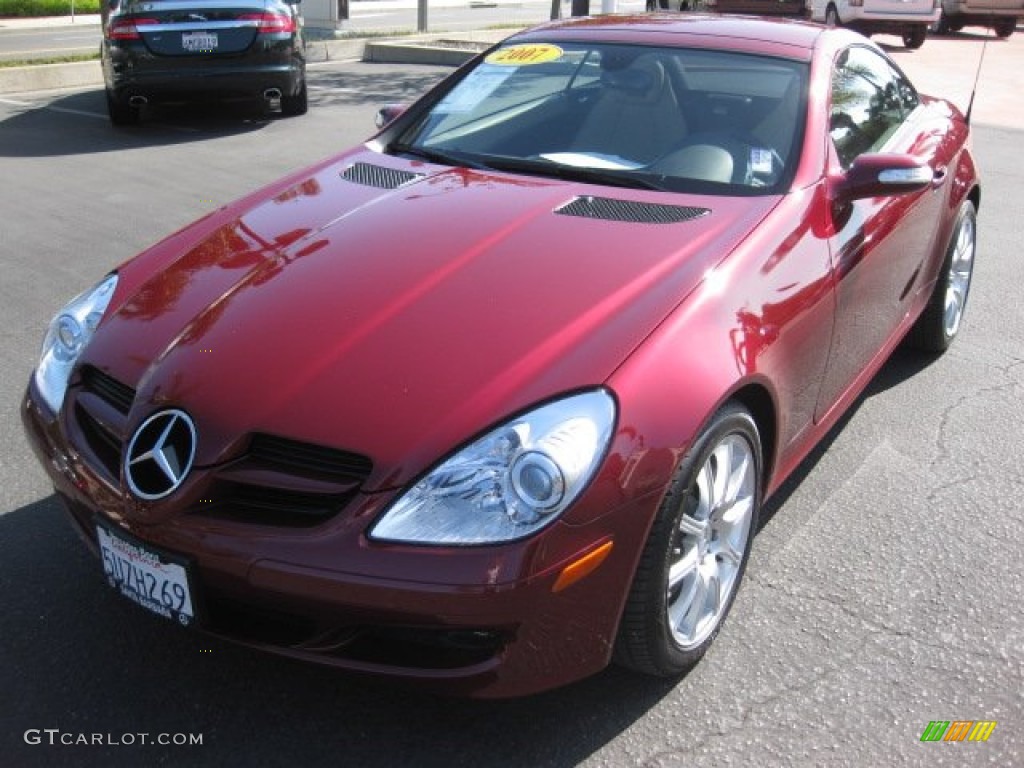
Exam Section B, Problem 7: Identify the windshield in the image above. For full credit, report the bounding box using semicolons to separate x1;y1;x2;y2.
390;41;808;195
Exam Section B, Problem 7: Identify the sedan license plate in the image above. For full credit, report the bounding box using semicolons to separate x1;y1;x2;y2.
96;522;196;626
182;31;218;52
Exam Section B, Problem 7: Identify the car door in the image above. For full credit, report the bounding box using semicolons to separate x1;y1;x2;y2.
814;45;946;421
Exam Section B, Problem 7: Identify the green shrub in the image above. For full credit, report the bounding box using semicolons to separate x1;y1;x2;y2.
0;0;102;17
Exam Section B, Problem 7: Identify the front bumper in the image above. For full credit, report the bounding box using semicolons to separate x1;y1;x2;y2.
22;381;655;698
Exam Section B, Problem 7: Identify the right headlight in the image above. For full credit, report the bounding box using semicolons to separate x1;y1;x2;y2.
369;389;617;545
34;274;118;414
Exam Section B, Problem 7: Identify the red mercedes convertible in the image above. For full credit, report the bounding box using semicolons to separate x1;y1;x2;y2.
23;15;978;698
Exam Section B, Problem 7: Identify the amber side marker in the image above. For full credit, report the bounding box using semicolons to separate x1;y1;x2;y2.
552;541;614;593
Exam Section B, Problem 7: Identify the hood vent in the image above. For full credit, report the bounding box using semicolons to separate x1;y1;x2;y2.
341;162;424;190
555;196;709;224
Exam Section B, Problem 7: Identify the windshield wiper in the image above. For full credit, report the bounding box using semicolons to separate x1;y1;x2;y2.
479;155;667;191
389;146;666;191
389;143;489;171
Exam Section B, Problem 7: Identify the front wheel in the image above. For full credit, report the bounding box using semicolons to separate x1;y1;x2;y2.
615;403;762;677
931;13;949;34
907;200;976;353
903;25;927;49
993;17;1016;38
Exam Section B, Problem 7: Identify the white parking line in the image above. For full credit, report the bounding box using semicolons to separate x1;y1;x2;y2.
48;105;106;119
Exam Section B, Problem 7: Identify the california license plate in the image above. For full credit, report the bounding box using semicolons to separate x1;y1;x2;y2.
182;31;218;52
96;521;196;626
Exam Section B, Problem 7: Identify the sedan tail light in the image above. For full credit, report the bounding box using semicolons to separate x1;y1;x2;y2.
107;18;159;41
239;12;297;34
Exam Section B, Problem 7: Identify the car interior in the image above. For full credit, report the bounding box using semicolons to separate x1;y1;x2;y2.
409;45;807;192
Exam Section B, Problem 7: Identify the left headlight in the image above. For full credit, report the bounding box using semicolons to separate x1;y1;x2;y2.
34;274;119;414
369;389;617;545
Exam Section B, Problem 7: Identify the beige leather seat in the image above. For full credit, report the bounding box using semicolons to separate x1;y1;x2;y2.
753;75;803;165
571;55;687;166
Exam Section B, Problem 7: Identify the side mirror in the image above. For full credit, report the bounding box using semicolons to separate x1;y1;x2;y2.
375;103;408;130
831;153;933;205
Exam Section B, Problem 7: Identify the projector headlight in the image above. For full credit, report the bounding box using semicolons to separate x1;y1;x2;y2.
369;390;616;545
34;274;118;414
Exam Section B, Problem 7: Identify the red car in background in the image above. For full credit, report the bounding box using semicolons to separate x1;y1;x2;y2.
23;16;978;697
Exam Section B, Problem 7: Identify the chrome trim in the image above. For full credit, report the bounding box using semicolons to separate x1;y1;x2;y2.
138;20;264;32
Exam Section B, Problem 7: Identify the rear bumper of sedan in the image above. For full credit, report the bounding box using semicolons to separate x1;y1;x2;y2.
102;38;305;103
22;383;653;698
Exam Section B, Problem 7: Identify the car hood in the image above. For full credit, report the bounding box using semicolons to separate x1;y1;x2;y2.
82;148;777;491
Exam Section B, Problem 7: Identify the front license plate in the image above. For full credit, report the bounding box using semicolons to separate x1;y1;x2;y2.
182;31;218;52
96;522;196;627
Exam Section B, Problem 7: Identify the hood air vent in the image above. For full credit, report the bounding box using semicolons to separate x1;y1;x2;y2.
555;196;709;224
341;162;424;190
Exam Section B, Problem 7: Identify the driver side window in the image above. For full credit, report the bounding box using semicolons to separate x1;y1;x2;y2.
829;47;909;169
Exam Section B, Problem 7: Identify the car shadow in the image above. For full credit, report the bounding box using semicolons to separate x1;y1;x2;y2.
0;494;677;767
0;88;273;158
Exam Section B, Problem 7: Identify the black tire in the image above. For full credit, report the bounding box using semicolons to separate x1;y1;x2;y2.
903;25;927;49
931;12;950;35
615;403;762;677
106;88;139;126
993;17;1016;38
281;80;308;117
825;5;840;27
907;200;977;353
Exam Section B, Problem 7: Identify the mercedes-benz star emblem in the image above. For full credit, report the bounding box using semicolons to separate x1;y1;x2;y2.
124;409;197;500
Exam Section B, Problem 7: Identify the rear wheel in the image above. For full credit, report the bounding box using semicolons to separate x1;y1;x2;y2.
615;403;761;677
993;17;1016;38
903;25;927;49
106;88;139;126
281;80;308;117
907;200;976;353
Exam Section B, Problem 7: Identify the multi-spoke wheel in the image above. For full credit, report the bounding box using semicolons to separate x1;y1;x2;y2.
615;403;762;676
908;199;976;352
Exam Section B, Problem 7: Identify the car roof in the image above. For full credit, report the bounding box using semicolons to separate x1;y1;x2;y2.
511;14;830;61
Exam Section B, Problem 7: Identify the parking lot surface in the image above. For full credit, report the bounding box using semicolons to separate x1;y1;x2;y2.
0;35;1021;767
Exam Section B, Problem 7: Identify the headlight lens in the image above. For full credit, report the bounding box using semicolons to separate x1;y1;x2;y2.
34;274;118;413
369;390;616;545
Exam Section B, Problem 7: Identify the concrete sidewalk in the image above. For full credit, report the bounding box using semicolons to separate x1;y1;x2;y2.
0;34;512;96
0;14;101;29
0;11;517;94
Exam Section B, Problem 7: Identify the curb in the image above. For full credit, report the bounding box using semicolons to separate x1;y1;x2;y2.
0;30;511;95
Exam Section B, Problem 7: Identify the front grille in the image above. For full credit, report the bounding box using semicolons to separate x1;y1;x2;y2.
248;434;373;484
80;366;136;413
555;195;710;224
201;482;355;528
341;162;424;190
75;404;122;479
